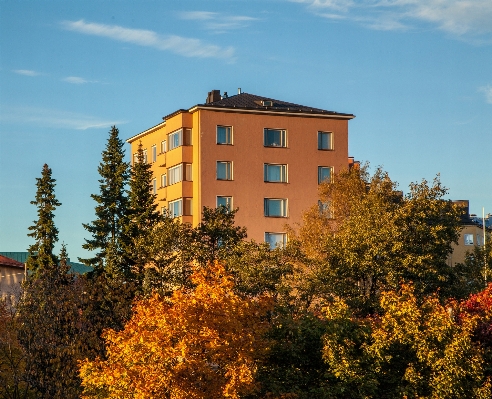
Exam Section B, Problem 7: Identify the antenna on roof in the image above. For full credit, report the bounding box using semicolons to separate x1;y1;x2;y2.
238;88;242;94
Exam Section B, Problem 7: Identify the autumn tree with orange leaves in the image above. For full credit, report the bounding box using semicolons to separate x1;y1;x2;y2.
79;262;273;399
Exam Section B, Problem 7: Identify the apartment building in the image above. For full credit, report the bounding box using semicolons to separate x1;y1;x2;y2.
126;90;355;248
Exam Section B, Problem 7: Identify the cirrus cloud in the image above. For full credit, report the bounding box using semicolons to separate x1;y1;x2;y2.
294;0;492;40
61;19;235;60
13;69;42;76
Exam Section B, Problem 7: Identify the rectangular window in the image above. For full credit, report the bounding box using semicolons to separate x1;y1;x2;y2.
318;131;333;150
161;207;166;215
142;149;148;164
183;198;193;216
318;166;333;184
217;161;232;180
464;234;474;245
264;164;287;183
168;164;183;185
168;129;183;151
169;199;182;218
152;145;157;162
217;196;232;210
265;232;287;250
217;126;232;145
185;163;192;181
184;128;192;146
161;140;167;153
264;198;288;217
152;178;157;194
264;128;286;147
161;174;167;188
318;200;334;218
133;153;138;165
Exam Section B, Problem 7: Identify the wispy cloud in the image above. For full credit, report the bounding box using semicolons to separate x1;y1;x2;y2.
62;76;97;84
479;85;492;104
178;11;258;33
13;69;42;76
61;19;235;60
295;0;492;39
0;106;125;130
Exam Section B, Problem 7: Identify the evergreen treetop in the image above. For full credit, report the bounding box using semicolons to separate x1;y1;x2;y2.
27;163;61;273
80;126;129;270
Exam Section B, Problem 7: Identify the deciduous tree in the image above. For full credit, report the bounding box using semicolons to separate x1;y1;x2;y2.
80;263;273;399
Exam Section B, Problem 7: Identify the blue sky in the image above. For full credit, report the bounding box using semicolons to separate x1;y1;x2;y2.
1;0;491;261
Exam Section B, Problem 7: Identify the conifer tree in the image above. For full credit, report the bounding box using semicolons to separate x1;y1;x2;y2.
26;163;61;274
80;126;129;271
122;141;161;275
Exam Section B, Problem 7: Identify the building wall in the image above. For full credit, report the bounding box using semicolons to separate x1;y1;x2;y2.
196;109;349;242
0;264;25;300
448;224;486;266
129;108;350;244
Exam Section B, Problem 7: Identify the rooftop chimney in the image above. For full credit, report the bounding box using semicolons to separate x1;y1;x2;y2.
206;90;221;104
238;88;242;94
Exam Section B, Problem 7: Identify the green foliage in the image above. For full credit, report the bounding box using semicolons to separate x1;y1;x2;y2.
26;163;61;275
322;284;491;398
80;126;129;271
17;245;83;399
294;166;463;314
121;141;161;276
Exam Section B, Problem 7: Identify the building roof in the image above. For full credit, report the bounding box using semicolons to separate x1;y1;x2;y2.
162;91;355;121
0;254;24;269
0;252;92;274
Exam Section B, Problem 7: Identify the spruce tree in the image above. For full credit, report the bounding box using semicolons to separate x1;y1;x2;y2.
122;141;161;275
80;126;129;271
27;163;61;274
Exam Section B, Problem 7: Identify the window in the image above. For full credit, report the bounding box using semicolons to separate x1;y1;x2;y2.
168;164;182;185
264;128;286;147
318;166;333;184
217;196;232;210
152;178;157;194
161;174;167;188
161;140;167;153
168;163;192;185
152;145;157;162
133;153;138;165
217;126;232;145
217;161;232;180
183;198;193;216
262;100;273;106
169;199;182;218
265;232;287;249
264;164;287;183
318;131;333;150
464;234;474;245
318;200;334;218
168;129;183;151
142;149;148;164
264;198;288;217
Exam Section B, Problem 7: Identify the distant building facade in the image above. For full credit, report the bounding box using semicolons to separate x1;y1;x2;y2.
0;254;25;300
127;89;356;248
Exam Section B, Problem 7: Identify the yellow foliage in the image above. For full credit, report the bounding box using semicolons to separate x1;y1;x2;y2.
79;262;273;399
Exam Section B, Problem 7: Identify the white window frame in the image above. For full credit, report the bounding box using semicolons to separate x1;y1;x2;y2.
161;140;167;153
217;125;233;145
318;200;334;219
168;164;183;186
217;161;233;180
168;129;183;151
142;149;148;164
264;128;287;148
168;199;182;218
217;196;233;210
318;166;333;184
318;131;333;150
264;198;288;217
152;178;157;194
161;173;167;188
264;163;287;183
152;145;157;162
464;234;474;246
133;153;138;165
265;232;287;249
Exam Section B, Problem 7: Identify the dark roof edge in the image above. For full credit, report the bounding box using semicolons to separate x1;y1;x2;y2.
189;105;355;119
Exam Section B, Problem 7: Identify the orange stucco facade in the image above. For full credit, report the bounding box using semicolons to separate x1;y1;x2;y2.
127;91;354;246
